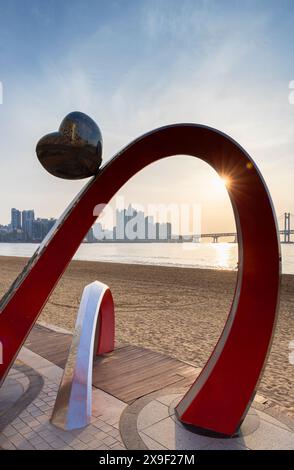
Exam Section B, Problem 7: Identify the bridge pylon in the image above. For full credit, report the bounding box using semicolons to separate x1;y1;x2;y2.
284;212;291;243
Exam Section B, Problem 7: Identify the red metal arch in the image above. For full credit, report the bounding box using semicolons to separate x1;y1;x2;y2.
0;124;281;436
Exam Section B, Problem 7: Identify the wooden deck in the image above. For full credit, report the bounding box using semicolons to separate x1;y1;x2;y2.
25;324;199;404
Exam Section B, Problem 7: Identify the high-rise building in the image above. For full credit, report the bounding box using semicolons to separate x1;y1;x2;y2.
93;222;113;240
22;210;35;241
115;209;125;240
32;219;42;241
32;218;56;241
124;206;145;240
11;208;21;231
85;227;96;243
124;205;134;240
156;222;172;241
93;222;104;240
145;216;156;240
167;222;172;240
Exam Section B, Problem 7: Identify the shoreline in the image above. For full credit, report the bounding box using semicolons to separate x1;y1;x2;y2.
0;255;293;415
1;253;294;277
0;243;293;274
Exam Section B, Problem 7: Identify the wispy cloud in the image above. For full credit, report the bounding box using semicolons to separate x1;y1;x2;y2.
0;0;293;230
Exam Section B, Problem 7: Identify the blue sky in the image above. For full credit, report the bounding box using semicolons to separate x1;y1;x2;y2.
0;0;294;232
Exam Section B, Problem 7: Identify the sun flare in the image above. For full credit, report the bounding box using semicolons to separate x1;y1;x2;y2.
212;175;230;191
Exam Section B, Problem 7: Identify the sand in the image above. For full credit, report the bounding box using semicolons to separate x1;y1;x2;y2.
0;256;293;415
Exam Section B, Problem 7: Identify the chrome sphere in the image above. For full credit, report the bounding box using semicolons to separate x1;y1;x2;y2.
36;111;103;179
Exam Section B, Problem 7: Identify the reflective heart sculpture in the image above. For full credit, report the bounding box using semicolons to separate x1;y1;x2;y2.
36;111;103;179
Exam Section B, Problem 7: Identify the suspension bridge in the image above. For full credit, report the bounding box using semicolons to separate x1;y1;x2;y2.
198;212;293;243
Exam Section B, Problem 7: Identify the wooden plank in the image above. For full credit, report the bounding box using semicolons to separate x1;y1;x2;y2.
25;325;72;367
111;374;186;403
25;324;199;404
92;352;177;378
92;357;184;386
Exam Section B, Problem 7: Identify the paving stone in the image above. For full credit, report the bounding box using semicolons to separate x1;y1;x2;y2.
0;440;16;450
33;442;53;450
87;438;104;449
39;404;51;411
33;423;44;432
256;409;291;431
30;420;43;428
34;400;45;407
79;433;95;444
43;396;54;403
0;435;9;445
107;428;121;438
11;417;22;425
20;426;34;436
30;409;44;417
95;443;111;450
47;399;56;405
17;440;35;450
85;424;100;435
69;428;84;437
92;430;109;441
202;441;248;450
27;405;38;413
26;419;40;428
138;401;169;431
13;421;29;430
71;441;88;450
110;421;120;430
21;430;38;440
58;433;76;445
103;436;117;446
53;428;71;439
109;443;126;450
139;433;167;450
43;432;63;444
36;415;50;424
29;436;45;446
105;418;120;427
142;416;218;450
99;423;114;433
156;394;180;407
91;419;104;429
10;434;26;446
39;429;53;438
5;337;294;451
50;438;67;449
235;419;294;450
3;426;18;438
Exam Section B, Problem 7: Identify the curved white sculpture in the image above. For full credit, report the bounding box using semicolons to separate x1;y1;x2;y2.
51;281;115;430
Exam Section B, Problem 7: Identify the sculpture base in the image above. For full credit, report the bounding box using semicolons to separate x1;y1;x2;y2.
120;392;293;450
174;408;260;439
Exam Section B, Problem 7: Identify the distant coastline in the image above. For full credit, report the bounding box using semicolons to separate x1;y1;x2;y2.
0;241;293;274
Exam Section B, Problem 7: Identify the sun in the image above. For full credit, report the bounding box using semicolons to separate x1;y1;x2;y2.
212;174;230;191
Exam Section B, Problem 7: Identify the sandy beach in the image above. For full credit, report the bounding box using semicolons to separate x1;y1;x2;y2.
0;256;293;415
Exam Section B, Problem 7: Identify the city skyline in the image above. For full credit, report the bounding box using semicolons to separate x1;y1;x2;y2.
94;205;173;242
0;207;56;243
1;205;292;244
0;205;181;243
0;1;294;233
